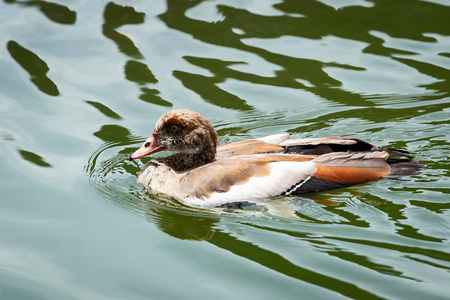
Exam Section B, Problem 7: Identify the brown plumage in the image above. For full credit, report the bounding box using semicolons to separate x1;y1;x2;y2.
130;109;421;206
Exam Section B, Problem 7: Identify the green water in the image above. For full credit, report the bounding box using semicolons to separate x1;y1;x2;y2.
1;0;449;299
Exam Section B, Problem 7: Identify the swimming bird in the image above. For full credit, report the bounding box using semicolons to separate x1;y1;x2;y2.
130;109;419;206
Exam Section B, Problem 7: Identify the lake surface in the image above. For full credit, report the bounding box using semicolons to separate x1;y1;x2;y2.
1;0;449;299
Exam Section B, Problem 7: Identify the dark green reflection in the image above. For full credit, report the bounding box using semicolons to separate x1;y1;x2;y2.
102;2;171;108
409;200;450;215
174;70;253;110
210;230;384;299
393;57;450;97
139;88;172;107
288;101;450;134
275;0;450;44
159;0;358;109
86;101;122;120
144;204;218;241
248;222;421;282
328;246;418;281
330;235;450;262
93;124;132;143
354;193;444;243
102;2;145;58
4;0;76;24
18;149;52;168
125;60;158;85
7;41;59;96
160;0;450;109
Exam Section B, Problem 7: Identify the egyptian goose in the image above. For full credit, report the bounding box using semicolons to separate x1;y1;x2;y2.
130;109;419;206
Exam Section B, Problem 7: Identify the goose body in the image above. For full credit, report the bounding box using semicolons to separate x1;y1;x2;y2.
130;109;418;206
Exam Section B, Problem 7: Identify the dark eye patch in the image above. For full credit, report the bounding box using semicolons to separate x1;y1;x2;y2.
165;122;184;134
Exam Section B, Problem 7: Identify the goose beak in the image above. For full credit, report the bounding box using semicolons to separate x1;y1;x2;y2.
129;133;165;160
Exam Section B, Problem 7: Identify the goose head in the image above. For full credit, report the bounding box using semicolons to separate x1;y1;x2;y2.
130;109;219;163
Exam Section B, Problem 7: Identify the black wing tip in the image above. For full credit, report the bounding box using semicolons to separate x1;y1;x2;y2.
388;160;425;176
283;176;352;195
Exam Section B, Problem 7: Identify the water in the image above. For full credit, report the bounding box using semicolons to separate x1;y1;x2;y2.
1;0;449;299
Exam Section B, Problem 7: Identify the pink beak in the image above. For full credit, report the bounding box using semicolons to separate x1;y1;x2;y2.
129;132;165;160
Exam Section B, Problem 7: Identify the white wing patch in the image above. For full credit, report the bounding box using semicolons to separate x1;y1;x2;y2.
256;133;290;144
184;160;317;206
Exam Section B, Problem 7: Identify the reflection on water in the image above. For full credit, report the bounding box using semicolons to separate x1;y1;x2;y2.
139;87;173;107
86;101;122;120
93;124;133;143
102;2;145;59
2;0;450;298
124;60;157;85
101;2;173;107
209;229;391;299
7;41;59;96
160;0;449;111
141;202;219;241
5;0;76;24
18;149;52;168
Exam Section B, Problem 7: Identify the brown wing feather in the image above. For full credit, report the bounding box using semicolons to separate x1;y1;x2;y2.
313;152;391;183
217;140;283;157
217;137;372;157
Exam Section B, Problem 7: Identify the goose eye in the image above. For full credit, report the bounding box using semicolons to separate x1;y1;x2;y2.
170;125;179;133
